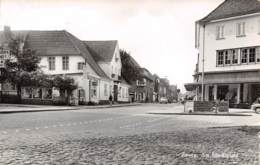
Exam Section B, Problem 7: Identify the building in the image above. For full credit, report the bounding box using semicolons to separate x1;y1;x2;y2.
134;68;155;102
0;27;130;104
185;0;260;108
158;78;170;100
169;85;178;102
84;40;130;103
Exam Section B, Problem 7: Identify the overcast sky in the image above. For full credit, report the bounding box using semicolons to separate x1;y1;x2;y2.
0;0;224;92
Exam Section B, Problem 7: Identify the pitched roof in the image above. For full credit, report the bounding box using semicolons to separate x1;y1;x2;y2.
129;55;141;68
140;68;154;81
0;29;108;79
199;0;260;23
84;40;118;62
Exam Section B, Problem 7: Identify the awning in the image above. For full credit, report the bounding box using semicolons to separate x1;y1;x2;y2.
202;70;260;84
184;82;201;91
185;70;260;91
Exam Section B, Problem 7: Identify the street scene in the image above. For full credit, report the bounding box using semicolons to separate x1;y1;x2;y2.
0;103;259;164
1;0;260;164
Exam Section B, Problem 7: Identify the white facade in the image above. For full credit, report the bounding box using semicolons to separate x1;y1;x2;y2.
195;12;260;105
197;14;260;73
98;44;122;80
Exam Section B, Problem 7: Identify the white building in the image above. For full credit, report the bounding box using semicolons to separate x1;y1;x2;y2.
0;27;130;104
185;0;260;108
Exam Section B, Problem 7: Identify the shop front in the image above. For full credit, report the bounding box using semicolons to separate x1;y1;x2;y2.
185;70;260;108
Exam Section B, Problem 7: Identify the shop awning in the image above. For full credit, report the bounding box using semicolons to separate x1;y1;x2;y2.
184;82;201;91
185;70;260;91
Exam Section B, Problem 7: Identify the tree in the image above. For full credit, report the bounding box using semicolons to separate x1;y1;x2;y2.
120;49;141;83
53;76;78;105
4;37;41;102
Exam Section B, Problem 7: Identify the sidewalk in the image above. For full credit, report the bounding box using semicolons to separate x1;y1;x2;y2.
148;105;254;116
0;103;142;114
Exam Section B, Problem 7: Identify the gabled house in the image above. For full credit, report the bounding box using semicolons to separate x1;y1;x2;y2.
185;0;260;108
0;26;129;104
84;40;130;103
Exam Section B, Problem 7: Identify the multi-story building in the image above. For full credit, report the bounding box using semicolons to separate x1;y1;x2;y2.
84;40;130;103
0;26;130;104
159;78;170;100
186;0;260;108
134;68;155;102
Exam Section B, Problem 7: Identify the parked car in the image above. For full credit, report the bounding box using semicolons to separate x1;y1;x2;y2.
251;103;260;114
159;97;168;104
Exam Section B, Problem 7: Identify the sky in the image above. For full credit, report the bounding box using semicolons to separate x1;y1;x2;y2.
0;0;224;92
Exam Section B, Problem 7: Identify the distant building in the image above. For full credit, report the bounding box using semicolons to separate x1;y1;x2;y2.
169;85;178;102
159;78;170;100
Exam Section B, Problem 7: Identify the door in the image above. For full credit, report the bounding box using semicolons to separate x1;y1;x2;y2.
208;86;214;101
113;85;118;102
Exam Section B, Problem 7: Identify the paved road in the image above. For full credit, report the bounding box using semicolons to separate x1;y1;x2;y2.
0;103;259;164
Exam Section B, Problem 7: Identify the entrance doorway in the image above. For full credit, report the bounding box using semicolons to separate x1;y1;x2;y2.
217;85;229;101
208;86;214;101
251;84;260;104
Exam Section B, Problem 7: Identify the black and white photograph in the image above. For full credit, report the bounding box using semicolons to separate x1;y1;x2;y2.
0;0;260;164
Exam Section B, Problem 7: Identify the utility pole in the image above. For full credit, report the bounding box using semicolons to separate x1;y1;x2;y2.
201;24;206;101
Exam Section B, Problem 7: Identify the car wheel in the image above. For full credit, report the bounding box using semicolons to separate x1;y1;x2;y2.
255;108;260;114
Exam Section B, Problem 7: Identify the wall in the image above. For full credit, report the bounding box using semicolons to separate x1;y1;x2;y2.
198;14;260;73
99;79;112;101
98;43;121;80
39;55;86;75
118;83;130;102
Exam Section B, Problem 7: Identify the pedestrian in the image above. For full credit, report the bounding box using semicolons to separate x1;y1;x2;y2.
109;94;113;106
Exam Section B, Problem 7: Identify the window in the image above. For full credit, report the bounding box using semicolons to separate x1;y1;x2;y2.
216;25;224;39
90;81;98;98
241;48;248;64
258;19;260;34
257;47;260;62
78;62;85;70
230;49;238;64
122;88;125;98
48;57;55;70
217;51;224;66
104;84;108;96
62;56;69;70
237;22;245;37
125;88;128;98
249;48;256;63
224;50;231;65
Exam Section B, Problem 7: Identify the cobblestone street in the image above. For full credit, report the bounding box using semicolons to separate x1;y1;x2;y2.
0;104;259;164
